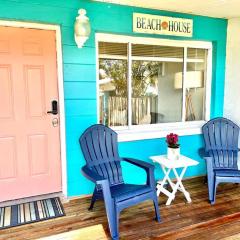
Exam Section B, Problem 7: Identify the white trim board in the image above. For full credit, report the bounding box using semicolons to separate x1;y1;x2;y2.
0;20;67;198
96;33;212;48
117;124;202;142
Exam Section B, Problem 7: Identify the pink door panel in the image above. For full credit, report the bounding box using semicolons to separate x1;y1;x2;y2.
0;26;62;202
0;66;14;119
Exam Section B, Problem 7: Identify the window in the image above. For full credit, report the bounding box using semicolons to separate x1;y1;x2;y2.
97;34;212;137
131;44;184;124
99;42;128;126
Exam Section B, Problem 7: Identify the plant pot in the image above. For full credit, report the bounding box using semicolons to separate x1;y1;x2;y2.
167;147;180;160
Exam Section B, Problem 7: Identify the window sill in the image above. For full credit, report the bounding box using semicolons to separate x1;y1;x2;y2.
115;121;205;142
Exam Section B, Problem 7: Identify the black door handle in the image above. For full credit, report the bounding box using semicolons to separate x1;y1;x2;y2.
47;100;58;115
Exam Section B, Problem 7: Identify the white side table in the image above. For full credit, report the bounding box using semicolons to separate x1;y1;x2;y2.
150;155;199;205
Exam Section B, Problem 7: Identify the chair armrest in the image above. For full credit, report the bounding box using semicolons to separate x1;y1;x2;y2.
81;165;112;196
122;158;154;170
81;165;107;185
122;158;155;189
81;165;114;226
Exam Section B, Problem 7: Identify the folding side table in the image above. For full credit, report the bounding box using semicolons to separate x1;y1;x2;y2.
150;155;199;205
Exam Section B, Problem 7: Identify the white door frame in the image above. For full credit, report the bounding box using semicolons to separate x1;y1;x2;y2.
0;20;67;198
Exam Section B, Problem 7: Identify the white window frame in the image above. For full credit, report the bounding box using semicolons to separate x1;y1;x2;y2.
96;33;212;142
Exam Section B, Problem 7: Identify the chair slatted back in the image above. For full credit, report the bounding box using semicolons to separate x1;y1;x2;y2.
202;117;239;169
80;124;123;186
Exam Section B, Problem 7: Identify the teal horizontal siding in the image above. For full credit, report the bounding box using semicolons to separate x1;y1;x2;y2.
66;148;82;166
3;0;80;9
65;99;97;116
68;178;93;196
64;82;96;99
0;1;75;26
61;27;75;46
63;64;96;82
63;46;95;64
0;0;227;197
65;115;97;151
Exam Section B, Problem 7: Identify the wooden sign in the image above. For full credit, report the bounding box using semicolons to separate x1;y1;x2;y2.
133;13;193;37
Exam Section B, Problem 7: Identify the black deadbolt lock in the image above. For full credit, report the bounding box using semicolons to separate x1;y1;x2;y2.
47;100;58;115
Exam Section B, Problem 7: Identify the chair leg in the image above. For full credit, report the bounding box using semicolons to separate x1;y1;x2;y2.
211;179;218;205
153;195;161;222
89;188;99;211
99;181;119;240
88;194;97;211
204;175;208;184
207;172;215;203
113;210;120;240
107;207;119;240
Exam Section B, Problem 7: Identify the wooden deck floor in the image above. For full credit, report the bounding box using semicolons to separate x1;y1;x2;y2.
2;177;240;240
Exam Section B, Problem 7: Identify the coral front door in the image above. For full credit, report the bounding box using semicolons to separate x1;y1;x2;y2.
0;26;62;202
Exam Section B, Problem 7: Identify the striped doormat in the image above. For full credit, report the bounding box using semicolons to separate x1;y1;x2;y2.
0;197;65;229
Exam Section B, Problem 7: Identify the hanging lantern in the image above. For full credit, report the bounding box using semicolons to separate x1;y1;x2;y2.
74;9;91;48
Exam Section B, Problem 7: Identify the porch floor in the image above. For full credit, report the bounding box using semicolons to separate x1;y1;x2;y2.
1;177;240;240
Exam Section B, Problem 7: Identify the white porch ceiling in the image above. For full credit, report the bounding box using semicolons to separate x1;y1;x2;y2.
94;0;240;19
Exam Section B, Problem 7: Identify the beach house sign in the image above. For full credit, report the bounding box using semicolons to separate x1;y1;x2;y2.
133;13;193;37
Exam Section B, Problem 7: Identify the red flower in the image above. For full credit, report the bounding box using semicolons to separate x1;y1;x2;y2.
166;133;179;148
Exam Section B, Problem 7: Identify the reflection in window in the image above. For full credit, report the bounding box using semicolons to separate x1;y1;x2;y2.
174;48;207;121
131;44;183;124
186;48;207;121
98;41;209;127
99;42;128;126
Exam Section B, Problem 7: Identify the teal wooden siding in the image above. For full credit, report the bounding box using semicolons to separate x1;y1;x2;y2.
0;0;227;196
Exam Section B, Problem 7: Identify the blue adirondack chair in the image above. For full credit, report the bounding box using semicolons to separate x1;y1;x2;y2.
79;124;161;240
201;117;240;204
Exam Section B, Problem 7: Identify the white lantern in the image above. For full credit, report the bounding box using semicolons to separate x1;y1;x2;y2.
74;9;91;48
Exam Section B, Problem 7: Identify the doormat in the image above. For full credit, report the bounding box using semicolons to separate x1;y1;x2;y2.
0;197;65;229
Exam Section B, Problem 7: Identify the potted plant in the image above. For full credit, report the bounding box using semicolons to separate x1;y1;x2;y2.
166;133;180;160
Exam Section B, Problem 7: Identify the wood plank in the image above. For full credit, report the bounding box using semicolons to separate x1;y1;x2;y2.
39;224;108;240
1;177;240;240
